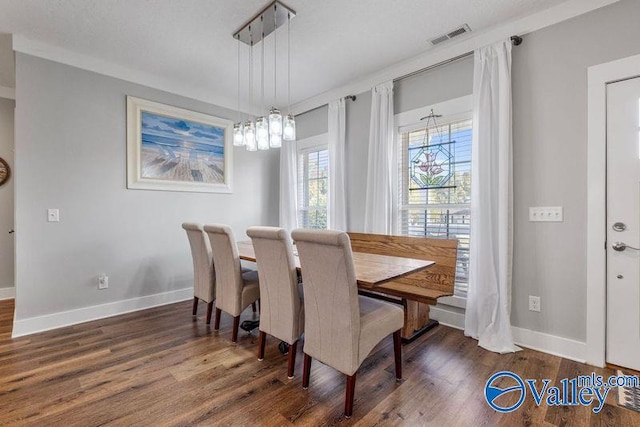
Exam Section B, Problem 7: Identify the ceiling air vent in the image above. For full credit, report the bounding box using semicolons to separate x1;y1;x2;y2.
430;24;472;46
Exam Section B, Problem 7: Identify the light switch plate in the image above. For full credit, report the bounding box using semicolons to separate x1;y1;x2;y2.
47;209;60;222
529;206;563;222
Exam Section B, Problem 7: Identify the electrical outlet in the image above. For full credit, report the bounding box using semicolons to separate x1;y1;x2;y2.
47;209;60;222
529;295;541;312
98;274;108;290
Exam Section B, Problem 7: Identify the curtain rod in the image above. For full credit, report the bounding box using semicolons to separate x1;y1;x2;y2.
393;51;473;83
296;35;523;117
394;35;523;83
296;94;357;116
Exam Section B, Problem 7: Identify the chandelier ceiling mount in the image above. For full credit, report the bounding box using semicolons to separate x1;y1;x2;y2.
233;1;296;46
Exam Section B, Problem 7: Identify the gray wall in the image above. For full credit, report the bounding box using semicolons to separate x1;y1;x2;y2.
394;55;474;114
294;0;640;343
296;105;328;140
0;34;15;88
0;97;13;289
14;54;279;320
511;0;640;341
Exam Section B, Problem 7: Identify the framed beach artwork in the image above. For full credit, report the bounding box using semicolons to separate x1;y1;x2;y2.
126;96;233;193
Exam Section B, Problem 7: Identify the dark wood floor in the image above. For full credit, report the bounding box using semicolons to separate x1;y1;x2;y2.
1;299;639;426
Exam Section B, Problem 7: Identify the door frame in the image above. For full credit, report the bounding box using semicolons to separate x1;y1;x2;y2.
587;53;640;367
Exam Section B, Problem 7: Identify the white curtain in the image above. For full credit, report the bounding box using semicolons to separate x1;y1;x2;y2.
279;139;298;233
464;40;520;354
364;81;395;234
328;98;348;231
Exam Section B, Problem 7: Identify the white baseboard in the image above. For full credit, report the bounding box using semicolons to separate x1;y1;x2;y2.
11;287;193;338
430;303;587;364
511;326;587;363
430;305;465;329
8;288;589;363
0;85;15;100
0;287;15;300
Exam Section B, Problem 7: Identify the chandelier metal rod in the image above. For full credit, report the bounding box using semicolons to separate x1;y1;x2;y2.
261;21;265;112
236;35;241;123
287;12;291;114
273;4;277;109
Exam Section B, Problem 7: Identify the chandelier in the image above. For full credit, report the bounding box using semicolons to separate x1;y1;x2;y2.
232;1;296;151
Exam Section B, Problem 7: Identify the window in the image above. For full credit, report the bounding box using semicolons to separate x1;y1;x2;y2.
399;117;472;298
298;145;328;229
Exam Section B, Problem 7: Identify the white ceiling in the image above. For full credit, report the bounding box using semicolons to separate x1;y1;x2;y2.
0;0;565;110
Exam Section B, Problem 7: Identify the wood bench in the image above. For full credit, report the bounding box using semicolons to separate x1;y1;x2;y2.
348;232;458;342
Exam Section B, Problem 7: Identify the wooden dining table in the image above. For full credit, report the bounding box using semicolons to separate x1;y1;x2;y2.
236;240;435;290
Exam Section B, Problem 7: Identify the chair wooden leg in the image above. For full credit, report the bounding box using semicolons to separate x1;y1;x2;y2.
252;302;257;313
258;331;266;361
302;353;312;389
345;373;357;418
232;316;240;342
206;301;213;325
393;330;402;381
214;308;221;330
192;297;199;315
287;340;298;379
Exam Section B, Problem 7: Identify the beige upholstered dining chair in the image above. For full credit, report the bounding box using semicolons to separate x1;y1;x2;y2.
291;228;404;418
204;224;260;343
182;223;215;324
246;226;304;379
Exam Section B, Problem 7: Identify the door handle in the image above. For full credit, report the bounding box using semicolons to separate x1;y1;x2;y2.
612;242;640;252
8;229;13;234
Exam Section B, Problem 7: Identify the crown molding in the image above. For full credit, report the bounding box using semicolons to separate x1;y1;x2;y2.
291;0;619;115
0;86;15;100
12;35;261;116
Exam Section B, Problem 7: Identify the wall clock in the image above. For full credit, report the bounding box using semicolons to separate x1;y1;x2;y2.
0;157;10;186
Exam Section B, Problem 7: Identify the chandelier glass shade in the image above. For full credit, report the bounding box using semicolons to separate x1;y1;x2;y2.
270;133;282;148
233;1;296;151
244;121;257;151
268;107;283;146
233;122;244;146
256;116;270;150
283;113;296;141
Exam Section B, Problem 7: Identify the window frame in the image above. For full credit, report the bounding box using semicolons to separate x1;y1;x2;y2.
296;133;329;230
395;96;472;308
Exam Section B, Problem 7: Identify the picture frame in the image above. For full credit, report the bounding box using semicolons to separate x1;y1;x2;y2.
126;96;233;193
0;157;10;186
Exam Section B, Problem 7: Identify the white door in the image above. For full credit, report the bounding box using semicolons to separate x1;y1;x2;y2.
607;76;640;371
